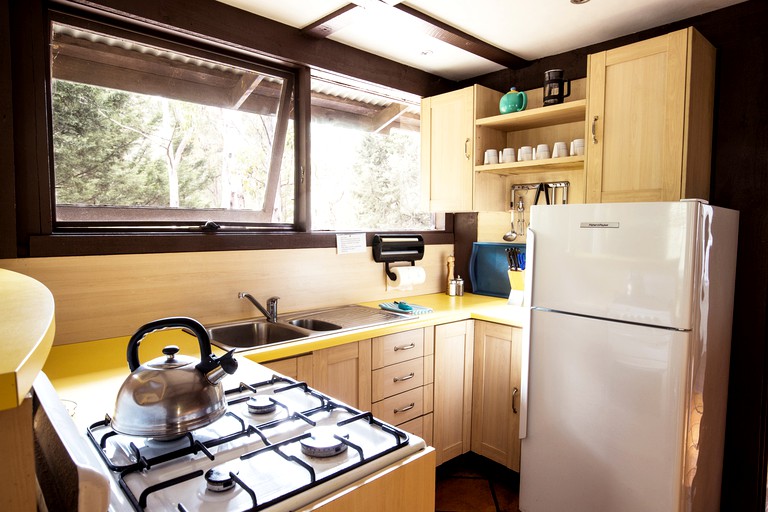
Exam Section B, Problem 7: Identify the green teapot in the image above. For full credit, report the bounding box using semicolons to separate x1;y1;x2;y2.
499;87;527;114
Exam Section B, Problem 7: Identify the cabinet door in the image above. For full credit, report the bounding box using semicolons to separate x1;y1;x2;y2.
433;320;474;465
421;87;473;212
262;354;313;384
471;321;522;472
586;29;689;203
313;341;372;411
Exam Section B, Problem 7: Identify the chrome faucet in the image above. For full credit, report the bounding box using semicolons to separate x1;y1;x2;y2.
238;292;280;323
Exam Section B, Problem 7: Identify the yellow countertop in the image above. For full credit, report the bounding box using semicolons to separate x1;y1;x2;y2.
42;292;524;406
0;268;56;410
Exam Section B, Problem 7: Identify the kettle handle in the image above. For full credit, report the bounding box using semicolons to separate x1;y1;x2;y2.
518;90;528;111
126;317;212;372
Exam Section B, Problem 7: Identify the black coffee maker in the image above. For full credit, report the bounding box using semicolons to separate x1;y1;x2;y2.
543;69;571;106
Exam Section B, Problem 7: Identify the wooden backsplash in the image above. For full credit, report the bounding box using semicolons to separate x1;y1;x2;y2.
0;245;452;345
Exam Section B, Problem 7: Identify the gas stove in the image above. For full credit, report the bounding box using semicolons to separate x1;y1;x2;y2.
84;374;427;511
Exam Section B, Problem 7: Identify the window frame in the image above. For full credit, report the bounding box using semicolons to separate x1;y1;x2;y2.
4;1;453;258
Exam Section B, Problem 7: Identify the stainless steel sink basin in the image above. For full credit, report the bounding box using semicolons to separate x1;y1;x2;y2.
287;318;342;331
209;321;308;350
209;304;413;352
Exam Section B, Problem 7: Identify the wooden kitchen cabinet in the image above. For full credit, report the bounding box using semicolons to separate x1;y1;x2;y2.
432;320;474;466
585;27;715;203
371;328;434;447
471;321;522;472
420;85;500;212
262;353;314;384
263;342;372;411
313;341;372;411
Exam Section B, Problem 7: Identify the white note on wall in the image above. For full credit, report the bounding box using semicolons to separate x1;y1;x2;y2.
336;233;366;254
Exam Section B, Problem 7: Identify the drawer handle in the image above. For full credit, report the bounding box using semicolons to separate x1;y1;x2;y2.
512;387;519;414
393;372;415;383
394;343;416;352
394;402;415;414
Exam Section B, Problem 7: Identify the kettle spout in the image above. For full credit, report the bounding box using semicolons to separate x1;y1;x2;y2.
197;349;238;385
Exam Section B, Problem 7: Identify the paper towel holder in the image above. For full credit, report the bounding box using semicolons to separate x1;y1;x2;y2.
372;234;424;281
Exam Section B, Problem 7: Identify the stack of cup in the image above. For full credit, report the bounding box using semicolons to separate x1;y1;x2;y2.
484;149;499;165
570;138;585;156
533;144;550;160
517;146;533;161
552;141;568;158
501;147;515;163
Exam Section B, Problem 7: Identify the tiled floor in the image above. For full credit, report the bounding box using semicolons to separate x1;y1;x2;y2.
435;452;520;512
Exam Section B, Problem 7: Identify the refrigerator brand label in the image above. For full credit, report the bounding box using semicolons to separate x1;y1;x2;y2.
580;222;620;228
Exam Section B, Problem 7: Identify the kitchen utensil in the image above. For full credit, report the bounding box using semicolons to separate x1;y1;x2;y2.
505;248;515;270
499;87;527;113
533;144;550;160
111;317;238;438
503;206;517;241
534;182;550;205
517;196;526;235
543;69;571;106
552;141;568;158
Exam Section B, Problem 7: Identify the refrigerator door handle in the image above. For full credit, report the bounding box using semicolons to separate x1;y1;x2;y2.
519;227;535;439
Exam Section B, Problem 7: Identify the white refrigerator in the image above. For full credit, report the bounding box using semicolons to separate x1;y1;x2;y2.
519;200;738;512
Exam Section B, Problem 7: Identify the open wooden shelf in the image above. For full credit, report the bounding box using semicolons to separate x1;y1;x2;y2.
475;99;587;131
475;155;584;175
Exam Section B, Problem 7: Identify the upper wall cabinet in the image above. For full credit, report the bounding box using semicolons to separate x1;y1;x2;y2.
585;27;716;203
420;85;501;212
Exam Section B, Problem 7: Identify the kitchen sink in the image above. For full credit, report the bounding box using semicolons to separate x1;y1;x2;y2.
208;321;308;350
287;318;342;331
209;304;413;352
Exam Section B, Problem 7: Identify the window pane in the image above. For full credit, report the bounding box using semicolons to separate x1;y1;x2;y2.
50;22;295;226
310;74;432;231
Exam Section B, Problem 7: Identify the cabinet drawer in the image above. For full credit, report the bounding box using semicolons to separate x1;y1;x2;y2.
372;329;424;368
372;387;424;426
372;358;424;402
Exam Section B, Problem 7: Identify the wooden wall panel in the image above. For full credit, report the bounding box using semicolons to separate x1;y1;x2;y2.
0;245;452;345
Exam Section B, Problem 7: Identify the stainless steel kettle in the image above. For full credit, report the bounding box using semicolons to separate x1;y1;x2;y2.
111;317;238;438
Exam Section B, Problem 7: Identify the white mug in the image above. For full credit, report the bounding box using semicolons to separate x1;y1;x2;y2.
517;146;533;161
533;143;550;160
484;149;499;165
552;141;568;158
570;138;585;156
501;147;515;163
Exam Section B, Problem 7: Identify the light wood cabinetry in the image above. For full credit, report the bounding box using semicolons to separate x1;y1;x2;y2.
313;341;372;411
371;328;434;446
585;27;715;203
471;321;522;472
262;353;314;384
433;320;474;465
420;85;501;212
262;341;372;411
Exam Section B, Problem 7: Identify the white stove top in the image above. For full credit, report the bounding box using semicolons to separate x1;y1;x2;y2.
84;375;426;512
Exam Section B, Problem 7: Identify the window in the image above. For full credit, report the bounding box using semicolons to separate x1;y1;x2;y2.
49;21;297;230
309;72;432;231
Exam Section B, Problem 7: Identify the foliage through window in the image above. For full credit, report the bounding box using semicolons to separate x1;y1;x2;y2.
50;22;296;228
310;74;432;231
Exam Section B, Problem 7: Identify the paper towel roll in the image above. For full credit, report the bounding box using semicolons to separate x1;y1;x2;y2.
388;265;426;291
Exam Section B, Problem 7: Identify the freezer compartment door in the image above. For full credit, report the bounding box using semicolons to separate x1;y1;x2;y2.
527;201;702;329
519;310;689;512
